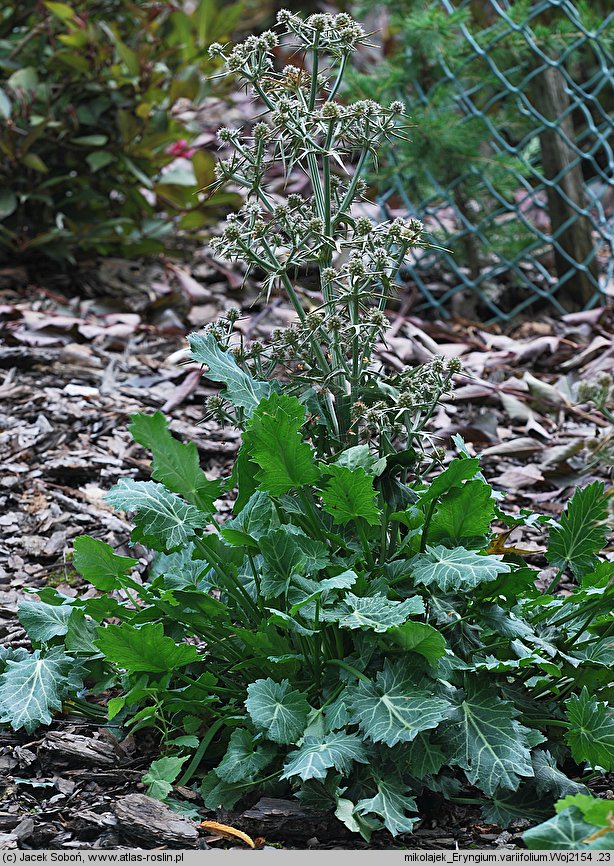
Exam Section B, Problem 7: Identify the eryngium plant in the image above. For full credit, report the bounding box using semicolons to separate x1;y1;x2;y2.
199;11;458;458
3;12;613;846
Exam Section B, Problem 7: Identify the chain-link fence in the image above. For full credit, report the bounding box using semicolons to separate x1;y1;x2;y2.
378;0;613;322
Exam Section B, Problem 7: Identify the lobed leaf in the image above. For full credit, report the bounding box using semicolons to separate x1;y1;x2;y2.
18;600;73;643
428;480;494;545
216;729;277;783
143;755;188;801
245;678;311;745
95;622;201;673
282;732;369;781
523;808;609;850
322;593;423;633
442;686;534;796
346;660;452;747
411;545;511;593
355;775;419;836
129;412;220;512
106;479;206;551
547;482;609;577
565;687;614;771
0;648;81;733
320;464;380;526
188;331;273;416
244;393;319;496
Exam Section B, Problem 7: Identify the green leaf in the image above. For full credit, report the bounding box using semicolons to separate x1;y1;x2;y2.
188;332;272;416
86;151;115;172
335;798;379;841
143;756;188;801
443;686;534;796
64;609;100;656
73;536;138;591
0;190;17;218
149;544;209;589
129;412;220;512
221;490;278;546
282;732;369;781
244;393;319;496
106;479;206;551
418;457;480;505
523;807;604;850
95;622;200;673
481;786;552;827
8;67;38;94
556;793;614;826
259;528;308;598
0;648;80;733
18;600;73;643
335;445;386;476
22;153;48;173
532;750;588;798
200;771;245;810
44;2;76;22
216;729;276;783
411;545;511;592
71;134;108;146
565;687;614;770
0;88;12;120
547;482;609;577
322;593;423;633
429;480;494;545
245;678;311;745
346;660;452;747
388;620;446;662
320;465;380;526
355;775;418;836
403;732;446;779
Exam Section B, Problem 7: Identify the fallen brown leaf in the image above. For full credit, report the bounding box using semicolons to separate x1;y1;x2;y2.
200;820;256;848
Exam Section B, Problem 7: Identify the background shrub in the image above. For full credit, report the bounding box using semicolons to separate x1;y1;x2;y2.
0;0;242;263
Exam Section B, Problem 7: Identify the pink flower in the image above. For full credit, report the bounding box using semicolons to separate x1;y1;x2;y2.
166;139;196;158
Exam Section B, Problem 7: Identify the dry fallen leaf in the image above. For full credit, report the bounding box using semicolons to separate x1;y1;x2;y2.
199;820;256;848
487;529;541;556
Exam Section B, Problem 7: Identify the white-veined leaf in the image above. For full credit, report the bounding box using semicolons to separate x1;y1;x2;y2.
346;660;452;747
0;648;81;733
282;731;369;780
245;678;310;744
106;479;206;551
188;331;273;415
355;775;419;836
442;686;534;796
216;729;277;783
411;545;510;592
322;593;423;633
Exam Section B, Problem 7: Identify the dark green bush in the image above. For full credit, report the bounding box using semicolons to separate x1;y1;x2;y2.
0;0;242;263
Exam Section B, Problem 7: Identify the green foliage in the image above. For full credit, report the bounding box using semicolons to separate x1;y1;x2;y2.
5;12;613;842
0;0;242;262
524;794;614;850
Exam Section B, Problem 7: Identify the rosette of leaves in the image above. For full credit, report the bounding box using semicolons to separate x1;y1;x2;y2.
4;395;613;837
0;0;242;262
3;12;613;841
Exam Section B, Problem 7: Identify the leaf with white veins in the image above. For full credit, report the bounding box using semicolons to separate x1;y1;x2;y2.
346;660;452;747
245;678;310;744
0;648;81;733
411;546;510;592
106;479;206;551
282;732;369;780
